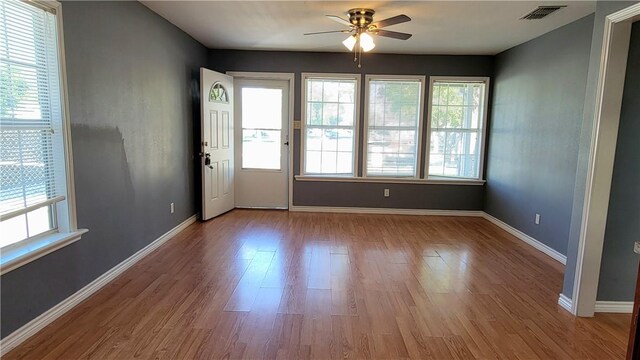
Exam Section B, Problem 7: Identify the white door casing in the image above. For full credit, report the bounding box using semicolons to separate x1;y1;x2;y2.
234;79;290;208
201;68;234;220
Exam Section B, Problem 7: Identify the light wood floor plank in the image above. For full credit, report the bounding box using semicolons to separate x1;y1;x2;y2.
4;210;631;359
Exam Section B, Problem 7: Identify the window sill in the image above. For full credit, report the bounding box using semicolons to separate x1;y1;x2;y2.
294;175;485;185
0;229;88;275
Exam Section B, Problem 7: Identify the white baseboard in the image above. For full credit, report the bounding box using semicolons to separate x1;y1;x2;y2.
595;301;634;313
482;213;567;265
289;205;484;217
0;214;198;357
558;293;574;313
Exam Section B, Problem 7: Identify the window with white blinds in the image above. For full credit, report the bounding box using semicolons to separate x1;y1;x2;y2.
0;0;68;248
364;76;424;177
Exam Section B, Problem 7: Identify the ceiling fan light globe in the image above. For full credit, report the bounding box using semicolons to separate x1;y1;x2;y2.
360;32;375;52
342;35;356;51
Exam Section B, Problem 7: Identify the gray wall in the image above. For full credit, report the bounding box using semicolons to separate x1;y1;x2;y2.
0;1;207;337
563;1;638;299
596;21;640;301
209;50;493;209
484;15;595;256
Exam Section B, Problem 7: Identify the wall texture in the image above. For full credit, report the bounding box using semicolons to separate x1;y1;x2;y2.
209;50;493;209
484;15;595;256
0;1;207;337
596;20;640;301
562;0;638;299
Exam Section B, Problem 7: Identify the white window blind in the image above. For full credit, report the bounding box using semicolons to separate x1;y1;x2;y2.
0;0;66;247
303;76;357;175
427;80;486;179
365;78;423;177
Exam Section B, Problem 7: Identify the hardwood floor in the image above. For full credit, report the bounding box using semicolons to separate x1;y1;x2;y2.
5;210;630;359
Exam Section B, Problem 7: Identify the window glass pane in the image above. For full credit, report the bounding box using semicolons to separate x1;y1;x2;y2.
366;79;422;177
27;206;53;238
322;81;339;102
306;151;321;173
428;81;486;179
322;103;338;126
1;0;64;248
429;131;480;178
308;102;322;126
321;129;338;151
321;151;337;173
338;82;355;103
338;104;354;126
242;130;281;170
336;129;353;152
306;128;322;151
304;78;356;175
241;88;282;129
0;214;27;247
309;80;323;102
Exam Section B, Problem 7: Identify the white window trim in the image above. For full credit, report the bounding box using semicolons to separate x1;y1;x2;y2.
363;74;426;179
294;174;484;185
425;76;490;181
300;73;362;177
0;0;86;275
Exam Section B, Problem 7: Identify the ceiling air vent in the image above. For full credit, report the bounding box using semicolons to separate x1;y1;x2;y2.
520;5;567;20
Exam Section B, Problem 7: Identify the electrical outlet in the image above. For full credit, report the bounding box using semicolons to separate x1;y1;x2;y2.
170;202;175;214
535;213;541;225
384;189;390;197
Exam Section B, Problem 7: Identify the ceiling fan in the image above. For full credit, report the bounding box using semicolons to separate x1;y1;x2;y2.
305;8;412;67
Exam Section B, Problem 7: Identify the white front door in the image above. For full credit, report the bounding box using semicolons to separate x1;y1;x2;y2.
234;79;290;208
201;68;234;220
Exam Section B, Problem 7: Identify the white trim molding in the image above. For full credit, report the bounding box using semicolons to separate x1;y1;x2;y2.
0;214;197;357
294;175;485;186
300;73;362;177
558;294;573;313
289;206;484;217
362;74;426;179
571;2;640;317
482;213;567;265
225;71;295;210
594;301;634;313
425;76;490;181
1;229;88;275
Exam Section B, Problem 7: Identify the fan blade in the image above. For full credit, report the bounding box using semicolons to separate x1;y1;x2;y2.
304;30;351;36
326;15;352;27
370;14;411;29
374;29;412;40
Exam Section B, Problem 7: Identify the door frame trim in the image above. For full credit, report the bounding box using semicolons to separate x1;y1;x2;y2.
227;72;295;209
568;3;640;316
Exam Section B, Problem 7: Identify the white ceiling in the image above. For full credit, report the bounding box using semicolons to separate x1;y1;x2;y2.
141;1;596;55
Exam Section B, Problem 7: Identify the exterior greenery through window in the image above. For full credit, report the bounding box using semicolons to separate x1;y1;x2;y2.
303;75;358;175
299;74;488;182
365;77;424;177
0;0;78;253
427;79;488;180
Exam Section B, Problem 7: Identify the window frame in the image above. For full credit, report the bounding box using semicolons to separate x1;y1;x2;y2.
363;74;426;179
425;76;490;182
300;73;362;177
0;0;85;275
